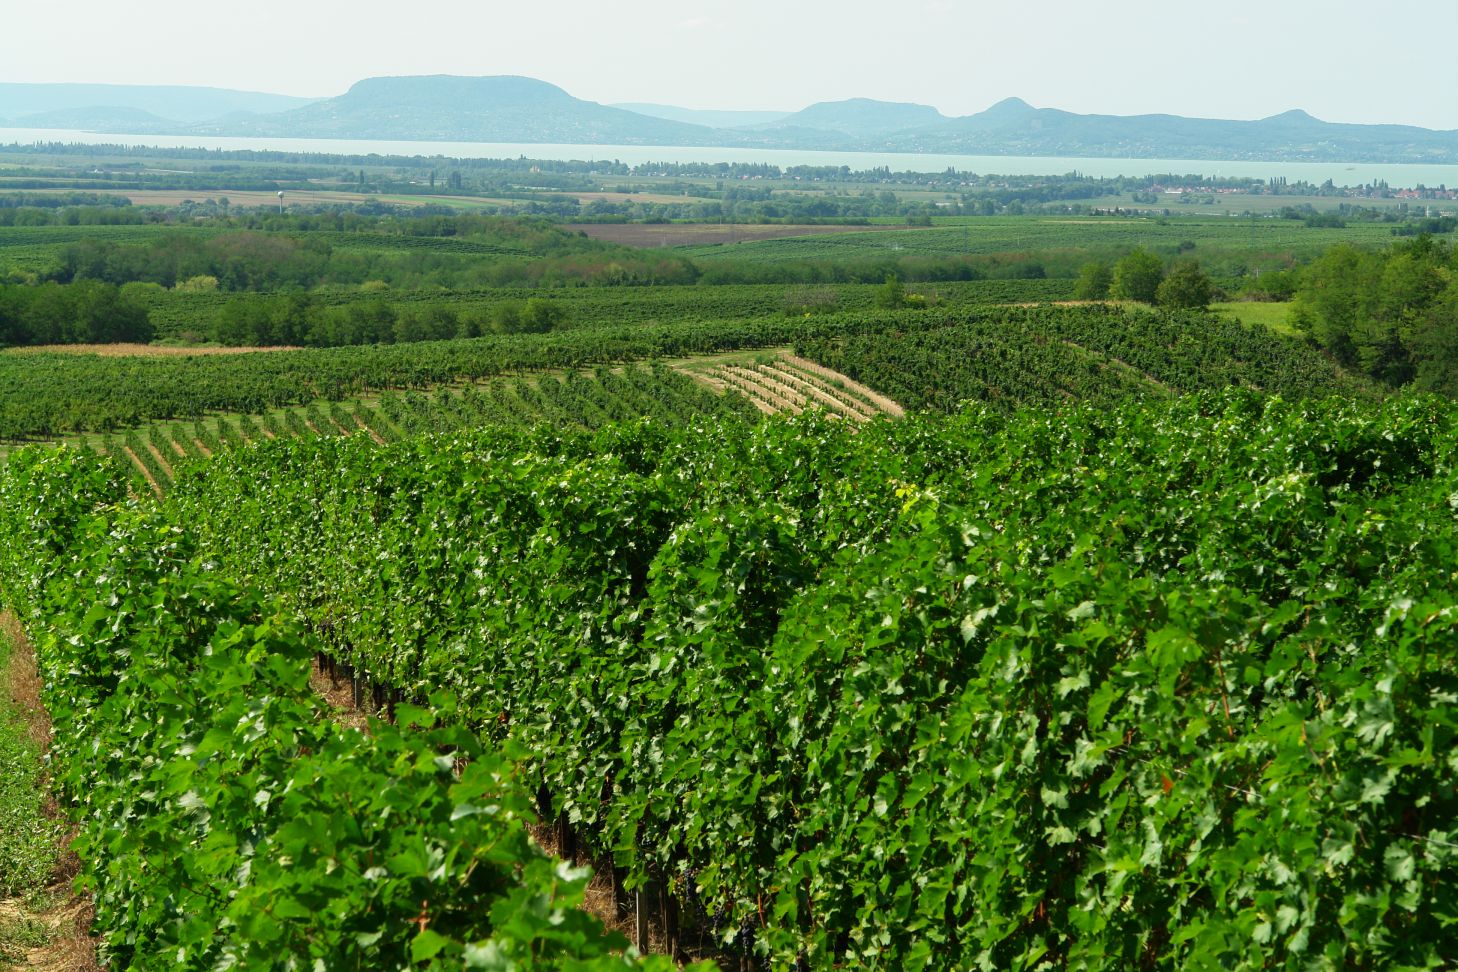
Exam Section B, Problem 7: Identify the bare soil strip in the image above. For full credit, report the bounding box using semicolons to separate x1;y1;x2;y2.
3;344;301;358
120;447;162;498
0;612;100;972
163;436;189;461
307;660;370;734
191;438;213;459
705;370;776;414
782;355;905;417
324;415;355;438
675;351;904;420
726;366;819;414
144;442;175;482
719;367;805;414
764;364;876;421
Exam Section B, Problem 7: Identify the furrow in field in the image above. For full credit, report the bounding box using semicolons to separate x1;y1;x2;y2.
763;364;877;421
121;447;163;498
718;366;806;414
781;355;906;417
711;367;799;414
725;366;826;415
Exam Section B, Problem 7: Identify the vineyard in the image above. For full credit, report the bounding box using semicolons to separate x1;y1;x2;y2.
2;393;1455;968
796;306;1373;410
0;304;1372;441
70;364;760;493
131;277;1076;344
677;352;904;420
2;186;1451;969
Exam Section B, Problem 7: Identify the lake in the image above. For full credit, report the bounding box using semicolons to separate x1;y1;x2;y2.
1;127;1454;189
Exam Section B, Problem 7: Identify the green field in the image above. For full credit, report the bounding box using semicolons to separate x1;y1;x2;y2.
1210;299;1298;334
679;216;1401;274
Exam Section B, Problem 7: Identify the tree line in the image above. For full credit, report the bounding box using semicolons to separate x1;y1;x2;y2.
0;280;152;346
1072;249;1219;309
1291;235;1457;391
45;226;701;291
207;294;569;347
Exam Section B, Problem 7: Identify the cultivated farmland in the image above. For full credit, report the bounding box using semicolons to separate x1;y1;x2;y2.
1;145;1456;969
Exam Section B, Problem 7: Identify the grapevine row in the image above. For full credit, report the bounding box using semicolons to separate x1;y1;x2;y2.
118;392;1458;968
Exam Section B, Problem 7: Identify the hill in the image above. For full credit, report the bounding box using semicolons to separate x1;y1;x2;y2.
611;103;790;128
212;79;1458;163
0;82;317;126
207;75;725;144
893;99;1458;163
752;97;947;139
10;105;176;132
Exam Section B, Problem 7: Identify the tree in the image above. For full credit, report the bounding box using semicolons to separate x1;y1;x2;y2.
1073;262;1112;301
1155;259;1215;309
520;298;567;333
874;274;907;310
1290;244;1381;366
1408;281;1458;394
1110;249;1165;303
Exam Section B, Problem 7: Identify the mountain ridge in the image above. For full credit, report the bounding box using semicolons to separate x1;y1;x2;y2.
3;75;1457;165
0;82;318;125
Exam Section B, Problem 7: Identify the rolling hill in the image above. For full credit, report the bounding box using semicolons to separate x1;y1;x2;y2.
202;75;724;145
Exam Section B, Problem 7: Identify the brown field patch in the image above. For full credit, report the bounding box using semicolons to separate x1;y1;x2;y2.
3;343;301;358
565;222;909;248
566;191;714;205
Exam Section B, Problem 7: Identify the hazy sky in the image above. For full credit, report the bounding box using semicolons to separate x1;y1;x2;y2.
7;0;1457;129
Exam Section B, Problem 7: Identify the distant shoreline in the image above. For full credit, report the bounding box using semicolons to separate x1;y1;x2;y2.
3;127;1457;189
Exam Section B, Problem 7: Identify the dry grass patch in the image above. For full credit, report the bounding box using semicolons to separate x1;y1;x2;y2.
566;222;908;247
3;344;299;358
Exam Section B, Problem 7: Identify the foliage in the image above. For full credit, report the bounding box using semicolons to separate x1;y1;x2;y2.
1073;261;1112;300
0;280;153;347
1155;258;1216;309
490;298;569;335
32;393;1452;969
795;304;1371;411
1291;235;1458;391
0;447;691;971
1110;248;1166;303
81;365;760;492
40;220;700;293
874;274;908;309
0;303;1369;441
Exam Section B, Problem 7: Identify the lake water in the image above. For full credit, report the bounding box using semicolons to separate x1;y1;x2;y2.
1;127;1455;189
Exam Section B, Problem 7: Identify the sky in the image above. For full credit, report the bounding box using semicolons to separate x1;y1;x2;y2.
5;0;1457;129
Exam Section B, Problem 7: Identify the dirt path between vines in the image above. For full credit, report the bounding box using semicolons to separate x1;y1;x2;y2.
304;656;726;966
0;611;99;971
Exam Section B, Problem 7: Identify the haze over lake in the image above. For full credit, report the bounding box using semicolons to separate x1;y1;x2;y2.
4;127;1456;189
